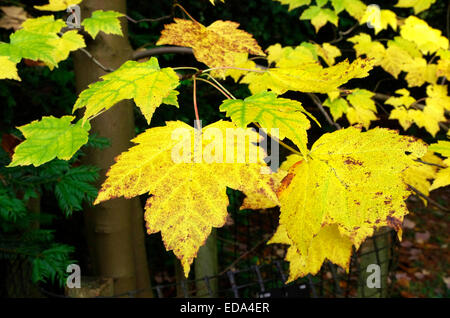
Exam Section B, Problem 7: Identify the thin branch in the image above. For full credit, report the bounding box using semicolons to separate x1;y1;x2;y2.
408;184;450;212
132;47;193;60
414;159;446;169
307;93;341;130
330;23;359;44
125;14;172;24
201;66;266;74
78;48;115;73
218;237;269;276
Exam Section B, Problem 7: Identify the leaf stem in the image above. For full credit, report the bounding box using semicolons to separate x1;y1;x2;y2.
203;74;236;99
172;66;200;72
196;78;232;99
201;66;266;74
192;75;201;129
173;3;200;24
253;123;303;157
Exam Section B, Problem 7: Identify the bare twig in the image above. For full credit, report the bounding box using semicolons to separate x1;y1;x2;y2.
219;237;269;276
132;46;193;60
307;93;341;130
414;159;446;169
78;47;115;73
125;14;172;24
408;184;450;212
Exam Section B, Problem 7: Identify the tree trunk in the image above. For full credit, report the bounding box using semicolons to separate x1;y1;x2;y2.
73;0;152;297
195;229;218;297
357;228;390;298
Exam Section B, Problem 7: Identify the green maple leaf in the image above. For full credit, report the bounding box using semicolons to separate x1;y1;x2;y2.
73;57;180;124
0;16;84;67
81;10;124;39
219;91;317;155
8;116;91;167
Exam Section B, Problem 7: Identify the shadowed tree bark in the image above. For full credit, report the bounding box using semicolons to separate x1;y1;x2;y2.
73;0;152;297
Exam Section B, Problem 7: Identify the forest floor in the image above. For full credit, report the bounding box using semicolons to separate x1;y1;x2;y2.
391;188;450;298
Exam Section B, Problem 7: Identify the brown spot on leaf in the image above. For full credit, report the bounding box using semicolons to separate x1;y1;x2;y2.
344;157;363;166
386;216;402;231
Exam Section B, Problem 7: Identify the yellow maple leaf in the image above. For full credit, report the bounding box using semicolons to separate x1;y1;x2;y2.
274;0;311;11
156;18;264;75
409;84;449;137
403;57;437;87
436;49;450;78
209;0;225;5
402;151;442;205
276;127;426;280
429;140;450;191
34;0;82;11
240;154;301;210
241;58;373;95
400;16;449;55
211;52;256;82
386;89;416;109
395;0;437;14
345;89;378;129
94;120;278;276
332;0;367;21
0;56;20;81
379;37;421;78
348;33;386;64
361;7;397;34
389;108;414;131
269;224;353;281
314;42;341;66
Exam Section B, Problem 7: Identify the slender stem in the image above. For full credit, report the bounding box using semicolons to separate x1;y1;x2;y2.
203;74;236;99
414;159;447;169
201;66;266;74
173;3;200;24
408;184;450;212
196;77;232;99
172;66;200;71
307;93;341;130
125;14;172;24
254;123;303;156
192;75;201;129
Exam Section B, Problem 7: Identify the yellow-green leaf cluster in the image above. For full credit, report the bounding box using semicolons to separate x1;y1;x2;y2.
219;91;316;154
81;10;124;39
73;57;180;124
0;15;85;75
8;116;90;167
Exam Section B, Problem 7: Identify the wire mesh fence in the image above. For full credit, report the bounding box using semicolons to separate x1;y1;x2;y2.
5;204;400;298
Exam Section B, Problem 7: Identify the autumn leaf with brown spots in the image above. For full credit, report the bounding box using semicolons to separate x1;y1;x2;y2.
94;120;278;276
156;18;264;76
272;127;426;281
